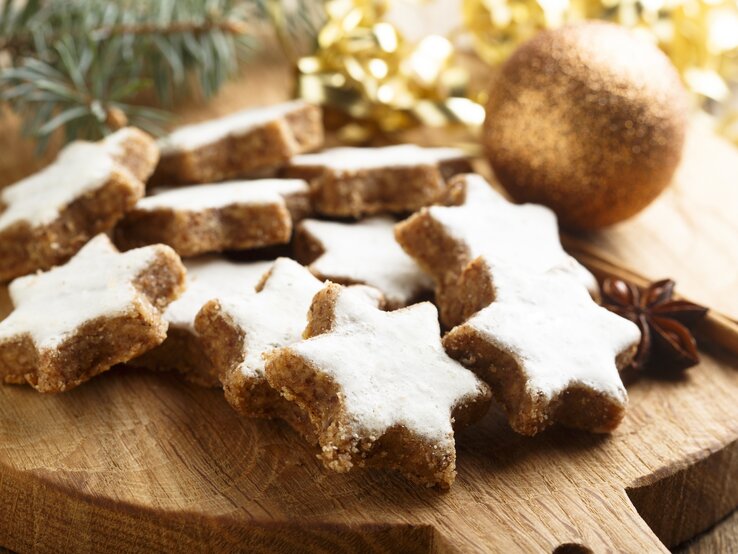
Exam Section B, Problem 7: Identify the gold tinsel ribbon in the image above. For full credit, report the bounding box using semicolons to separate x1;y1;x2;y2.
295;0;485;142
294;0;738;144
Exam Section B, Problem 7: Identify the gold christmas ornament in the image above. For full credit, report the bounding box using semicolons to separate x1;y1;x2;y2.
483;22;690;230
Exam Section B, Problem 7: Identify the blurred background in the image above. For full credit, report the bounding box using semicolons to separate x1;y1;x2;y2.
0;0;736;189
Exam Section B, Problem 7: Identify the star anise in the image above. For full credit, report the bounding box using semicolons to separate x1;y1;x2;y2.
600;278;708;372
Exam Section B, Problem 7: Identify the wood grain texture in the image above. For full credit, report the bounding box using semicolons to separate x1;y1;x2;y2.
1;59;738;552
0;347;736;553
677;508;738;553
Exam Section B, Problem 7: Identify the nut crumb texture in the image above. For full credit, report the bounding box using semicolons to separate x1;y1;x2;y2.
115;179;310;257
154;101;324;184
0;235;185;393
265;283;491;488
286;145;472;217
0;127;159;282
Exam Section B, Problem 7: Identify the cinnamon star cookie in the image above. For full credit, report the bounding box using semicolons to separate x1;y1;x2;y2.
155;100;323;184
0;127;158;281
286;145;471;217
115;179;310;257
194;258;326;439
265;283;491;488
131;256;273;387
294;216;432;309
0;235;185;393
395;173;597;327
443;261;641;436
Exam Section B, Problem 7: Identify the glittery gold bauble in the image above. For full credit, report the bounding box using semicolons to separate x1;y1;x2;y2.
483;22;690;230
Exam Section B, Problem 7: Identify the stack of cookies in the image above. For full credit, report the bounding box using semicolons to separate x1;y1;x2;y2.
0;100;641;489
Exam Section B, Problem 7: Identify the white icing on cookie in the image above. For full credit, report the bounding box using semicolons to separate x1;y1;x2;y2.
0;235;165;348
462;262;640;402
300;217;432;307
158;100;308;154
212;258;323;380
165;257;272;332
136;179;309;211
0;129;133;232
101;126;141;157
288;287;488;444
428;174;597;292
289;145;466;171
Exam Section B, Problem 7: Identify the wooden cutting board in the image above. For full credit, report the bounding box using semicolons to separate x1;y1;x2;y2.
1;64;738;553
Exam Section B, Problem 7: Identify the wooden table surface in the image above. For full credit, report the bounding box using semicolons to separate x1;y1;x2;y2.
1;55;737;552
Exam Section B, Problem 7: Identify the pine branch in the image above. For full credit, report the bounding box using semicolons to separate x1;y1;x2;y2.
0;0;42;58
2;38;169;153
0;0;323;152
0;11;251;53
91;18;250;40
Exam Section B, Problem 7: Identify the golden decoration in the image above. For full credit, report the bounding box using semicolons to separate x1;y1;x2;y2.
296;0;485;142
295;0;738;145
463;0;738;134
483;22;690;230
463;0;574;65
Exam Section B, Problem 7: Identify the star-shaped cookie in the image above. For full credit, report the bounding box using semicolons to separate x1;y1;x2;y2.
294;216;433;308
155;100;324;184
131;256;273;387
286;145;471;217
115;179;310;257
0;234;185;393
443;261;641;436
194;257;325;439
265;283;492;488
395;173;597;326
0;127;158;281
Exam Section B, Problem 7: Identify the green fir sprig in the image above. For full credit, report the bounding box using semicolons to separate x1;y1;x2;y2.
0;0;322;152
